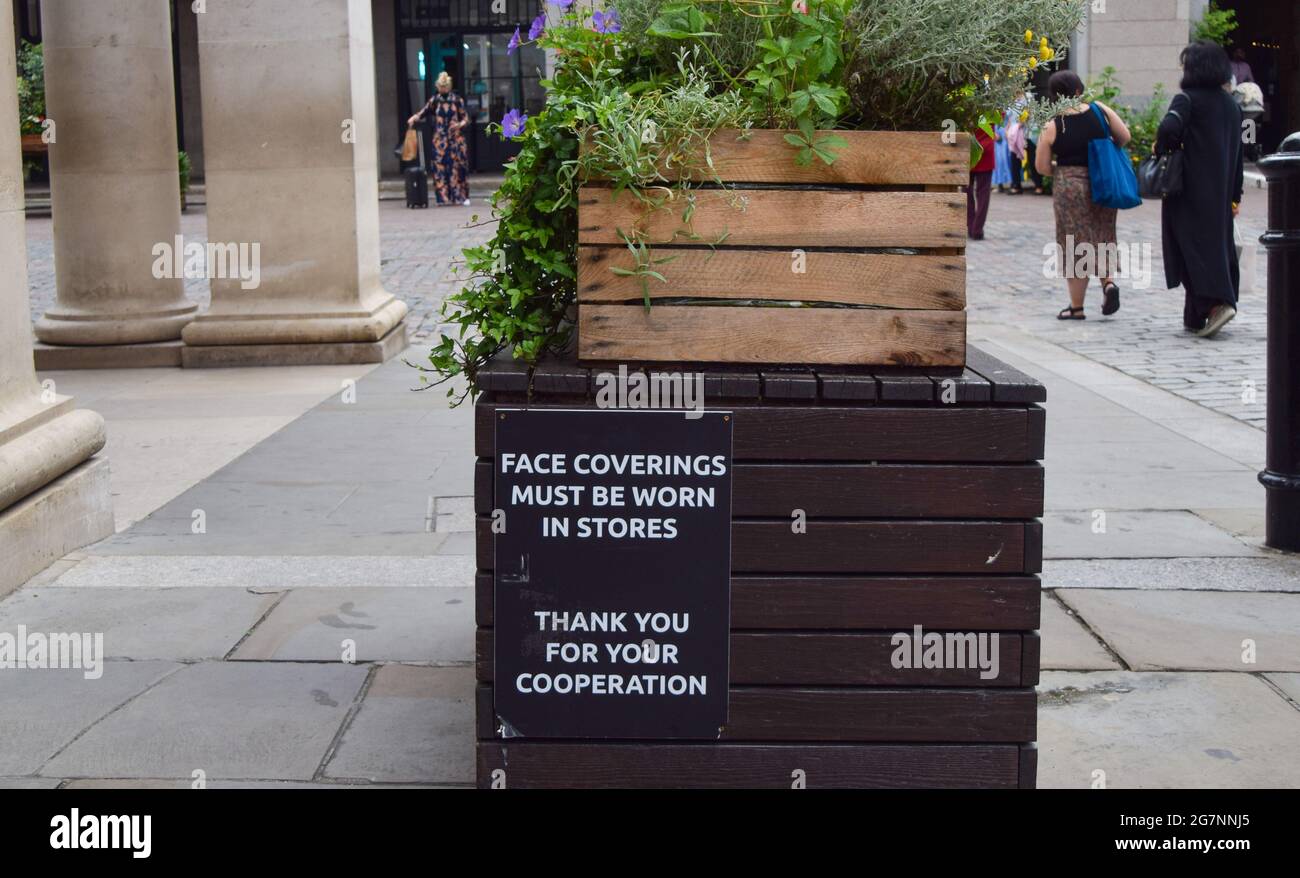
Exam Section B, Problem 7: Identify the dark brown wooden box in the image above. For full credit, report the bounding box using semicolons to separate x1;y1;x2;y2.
472;347;1044;789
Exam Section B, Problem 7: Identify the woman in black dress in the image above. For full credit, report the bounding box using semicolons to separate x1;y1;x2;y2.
1155;41;1245;338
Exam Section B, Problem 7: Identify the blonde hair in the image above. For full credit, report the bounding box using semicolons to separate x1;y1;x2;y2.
436;71;453;90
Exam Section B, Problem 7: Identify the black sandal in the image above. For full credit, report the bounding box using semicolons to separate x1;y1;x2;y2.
1102;282;1121;316
1057;306;1086;320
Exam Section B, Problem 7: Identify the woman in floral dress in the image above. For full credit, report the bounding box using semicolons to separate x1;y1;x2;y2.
407;71;470;206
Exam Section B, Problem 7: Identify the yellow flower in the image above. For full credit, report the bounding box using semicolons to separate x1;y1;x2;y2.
1020;109;1030;123
1025;29;1033;45
984;73;991;83
1029;56;1038;69
1041;45;1055;62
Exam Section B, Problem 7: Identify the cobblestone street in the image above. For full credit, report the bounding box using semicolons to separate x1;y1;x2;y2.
966;186;1271;429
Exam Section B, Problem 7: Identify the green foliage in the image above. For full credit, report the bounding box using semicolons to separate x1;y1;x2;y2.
1087;66;1167;163
16;40;44;135
178;151;192;194
842;0;1089;131
1193;1;1238;47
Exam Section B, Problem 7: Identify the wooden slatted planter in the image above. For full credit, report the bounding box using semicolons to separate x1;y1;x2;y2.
472;346;1045;788
577;130;970;367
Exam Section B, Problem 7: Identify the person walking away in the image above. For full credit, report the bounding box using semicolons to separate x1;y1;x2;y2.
1007;116;1028;193
968;127;996;240
407;71;471;206
992;117;1014;193
1155;41;1245;338
1036;71;1131;320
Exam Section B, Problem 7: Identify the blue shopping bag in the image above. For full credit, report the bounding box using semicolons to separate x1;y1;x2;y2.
1088;103;1142;209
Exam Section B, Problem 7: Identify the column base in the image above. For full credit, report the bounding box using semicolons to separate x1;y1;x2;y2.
34;340;185;370
0;457;114;598
181;319;409;368
34;304;198;346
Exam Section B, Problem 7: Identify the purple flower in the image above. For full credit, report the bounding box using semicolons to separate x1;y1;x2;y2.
501;108;528;140
508;27;520;55
592;8;621;33
528;14;546;40
549;0;573;8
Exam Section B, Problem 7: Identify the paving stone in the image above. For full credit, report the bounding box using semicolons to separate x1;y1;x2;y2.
1040;595;1121;670
0;588;278;660
323;665;473;785
1265;674;1300;705
1038;671;1300;788
43;555;476;588
0;778;62;789
0;662;180;776
42;662;368;781
1044;510;1259;559
231;587;473;662
1058;590;1300;671
1044;557;1300;592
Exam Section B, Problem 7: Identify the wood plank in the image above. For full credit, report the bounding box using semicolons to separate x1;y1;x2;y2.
578;187;966;248
475;401;1040;461
760;368;819;400
1019;743;1039;789
578;246;966;309
730;521;1030;574
579;305;966;367
477;741;1020;789
477;574;1043;630
965;348;1048;403
478;519;1033;574
731;463;1045;518
479;630;1027;686
1022;632;1042;688
530;359;589;396
728;576;1041;630
474;350;529;393
477;684;1037;742
584;129;972;187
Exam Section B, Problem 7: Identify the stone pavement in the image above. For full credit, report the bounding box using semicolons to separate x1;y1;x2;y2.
3;192;1299;789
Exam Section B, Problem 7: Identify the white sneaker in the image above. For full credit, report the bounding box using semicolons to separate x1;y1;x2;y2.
1196;305;1237;338
462;199;471;206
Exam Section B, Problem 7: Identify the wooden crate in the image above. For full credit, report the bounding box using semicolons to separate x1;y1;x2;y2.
472;347;1045;788
577;130;970;367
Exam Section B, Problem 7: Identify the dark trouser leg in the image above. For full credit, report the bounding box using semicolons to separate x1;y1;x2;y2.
1026;141;1043;189
969;171;992;237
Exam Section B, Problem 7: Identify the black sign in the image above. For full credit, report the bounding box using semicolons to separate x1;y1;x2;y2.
493;408;733;739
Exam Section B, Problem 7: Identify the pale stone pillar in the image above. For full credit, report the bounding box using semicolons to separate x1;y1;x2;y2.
34;0;198;352
182;0;408;366
0;1;113;597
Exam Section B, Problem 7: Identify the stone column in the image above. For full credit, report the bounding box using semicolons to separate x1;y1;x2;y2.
34;0;198;362
182;0;408;367
0;0;113;597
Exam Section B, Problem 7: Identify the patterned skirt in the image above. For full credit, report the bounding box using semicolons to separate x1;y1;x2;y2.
1053;165;1119;277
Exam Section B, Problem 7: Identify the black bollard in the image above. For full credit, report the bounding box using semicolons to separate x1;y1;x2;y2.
1258;132;1300;552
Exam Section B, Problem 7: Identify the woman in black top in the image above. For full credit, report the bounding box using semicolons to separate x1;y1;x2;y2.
1155;41;1245;338
1036;71;1131;320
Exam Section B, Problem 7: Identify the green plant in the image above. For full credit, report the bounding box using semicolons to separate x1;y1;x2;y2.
16;39;44;135
1087;67;1166;163
178;150;192;209
842;0;1089;131
1193;0;1237;46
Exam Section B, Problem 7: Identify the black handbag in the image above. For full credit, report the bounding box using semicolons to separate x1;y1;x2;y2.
1139;107;1186;198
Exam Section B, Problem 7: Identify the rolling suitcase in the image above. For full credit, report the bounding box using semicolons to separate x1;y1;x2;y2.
406;125;429;209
